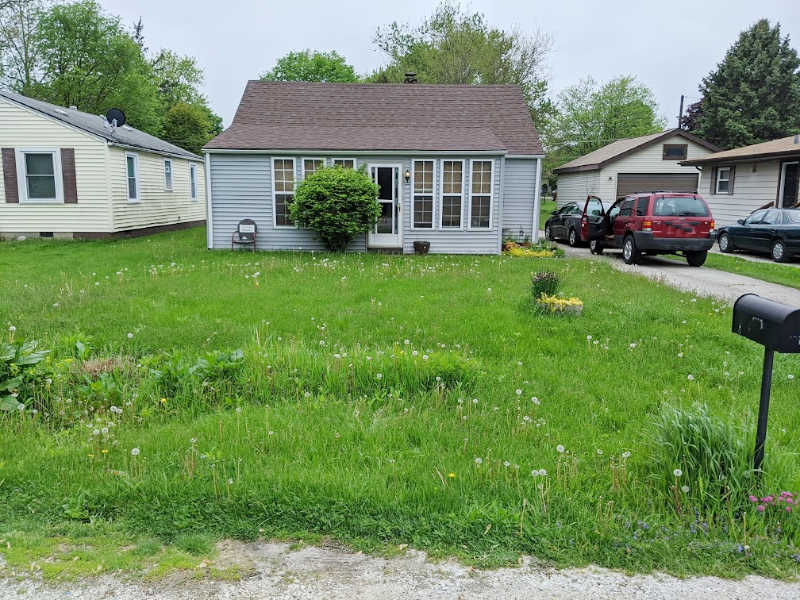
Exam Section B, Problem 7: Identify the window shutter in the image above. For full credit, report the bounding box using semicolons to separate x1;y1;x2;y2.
709;167;716;195
61;148;78;204
728;166;735;195
2;148;19;203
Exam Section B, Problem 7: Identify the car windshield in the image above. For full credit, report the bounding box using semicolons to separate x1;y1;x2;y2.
652;196;709;217
784;210;800;224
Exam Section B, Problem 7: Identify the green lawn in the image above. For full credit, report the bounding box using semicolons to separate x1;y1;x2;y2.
539;196;557;231
2;227;800;579
706;252;800;289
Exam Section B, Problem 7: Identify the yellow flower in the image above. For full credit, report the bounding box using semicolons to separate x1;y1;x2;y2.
160;398;167;405
448;472;456;479
101;449;108;454
88;454;94;458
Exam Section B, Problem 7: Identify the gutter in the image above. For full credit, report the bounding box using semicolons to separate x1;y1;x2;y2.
532;158;542;243
202;148;508;157
108;141;202;162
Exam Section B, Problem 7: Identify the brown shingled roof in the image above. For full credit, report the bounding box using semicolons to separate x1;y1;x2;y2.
204;81;543;155
682;135;800;165
553;129;718;174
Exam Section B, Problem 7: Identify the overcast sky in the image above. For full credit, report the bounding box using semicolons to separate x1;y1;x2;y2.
102;0;800;128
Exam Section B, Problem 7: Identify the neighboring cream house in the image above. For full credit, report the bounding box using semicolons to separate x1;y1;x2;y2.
682;135;800;226
553;129;718;207
0;90;205;239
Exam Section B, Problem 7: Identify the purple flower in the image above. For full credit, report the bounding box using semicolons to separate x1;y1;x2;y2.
757;505;765;512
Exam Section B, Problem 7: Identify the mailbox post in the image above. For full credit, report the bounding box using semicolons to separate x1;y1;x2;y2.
732;294;800;474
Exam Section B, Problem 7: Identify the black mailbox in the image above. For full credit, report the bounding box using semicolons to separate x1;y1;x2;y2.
732;293;800;477
732;294;800;353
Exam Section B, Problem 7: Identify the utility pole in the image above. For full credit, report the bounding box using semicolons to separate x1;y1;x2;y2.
677;94;684;129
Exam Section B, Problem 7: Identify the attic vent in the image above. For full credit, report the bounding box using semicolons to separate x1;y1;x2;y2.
403;72;418;84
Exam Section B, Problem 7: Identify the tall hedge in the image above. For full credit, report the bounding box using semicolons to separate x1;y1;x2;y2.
290;167;380;252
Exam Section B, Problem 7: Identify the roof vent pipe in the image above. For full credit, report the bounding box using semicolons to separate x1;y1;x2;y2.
403;72;418;84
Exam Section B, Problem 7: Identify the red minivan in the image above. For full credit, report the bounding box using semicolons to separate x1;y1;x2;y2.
589;192;715;266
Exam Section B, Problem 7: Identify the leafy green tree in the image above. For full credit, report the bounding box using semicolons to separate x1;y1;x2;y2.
370;2;552;124
690;19;800;148
162;102;222;155
260;50;358;82
29;0;163;134
544;76;665;185
0;0;49;93
291;167;380;252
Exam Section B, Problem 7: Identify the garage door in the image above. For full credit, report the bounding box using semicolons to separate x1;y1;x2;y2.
616;173;699;198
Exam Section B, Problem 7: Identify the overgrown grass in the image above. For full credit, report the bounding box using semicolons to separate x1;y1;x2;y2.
539;197;557;230
705;252;800;289
2;227;800;579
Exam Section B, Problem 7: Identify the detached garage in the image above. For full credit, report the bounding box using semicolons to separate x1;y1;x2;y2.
553;129;718;207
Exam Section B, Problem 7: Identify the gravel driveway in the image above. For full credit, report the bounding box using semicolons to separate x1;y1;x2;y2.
559;245;800;305
3;540;800;600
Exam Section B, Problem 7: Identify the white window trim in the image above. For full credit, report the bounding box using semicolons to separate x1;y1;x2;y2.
126;152;140;203
439;158;465;230
301;157;325;180
163;159;173;191
715;166;731;195
411;159;436;230
15;148;64;204
331;157;357;169
468;158;494;230
271;157;296;229
190;163;197;200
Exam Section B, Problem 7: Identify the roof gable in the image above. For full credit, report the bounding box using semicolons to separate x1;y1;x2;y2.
682;135;800;165
0;89;201;161
553;129;718;174
204;81;543;155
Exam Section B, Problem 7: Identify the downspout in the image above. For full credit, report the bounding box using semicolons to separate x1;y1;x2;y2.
532;158;543;243
204;151;213;249
497;155;506;254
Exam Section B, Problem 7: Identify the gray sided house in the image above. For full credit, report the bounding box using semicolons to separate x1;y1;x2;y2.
203;81;544;254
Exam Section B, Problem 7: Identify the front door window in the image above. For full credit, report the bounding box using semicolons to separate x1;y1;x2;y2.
372;166;398;235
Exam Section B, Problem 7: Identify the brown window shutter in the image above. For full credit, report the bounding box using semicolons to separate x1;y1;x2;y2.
61;148;78;204
709;167;716;195
2;148;19;203
728;166;735;195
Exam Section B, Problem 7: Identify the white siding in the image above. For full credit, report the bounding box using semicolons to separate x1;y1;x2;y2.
109;147;205;232
555;171;598;207
501;158;538;242
556;135;714;205
0;96;110;234
698;160;781;226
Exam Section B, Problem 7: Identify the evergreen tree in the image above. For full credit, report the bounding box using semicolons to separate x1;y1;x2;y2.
693;19;800;148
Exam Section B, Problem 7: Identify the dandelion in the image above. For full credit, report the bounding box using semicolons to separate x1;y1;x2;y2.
556;444;565;454
404;339;410;345
673;468;683;478
789;374;795;381
472;398;478;404
587;335;592;341
629;343;637;349
677;352;684;358
235;407;242;414
622;451;631;459
131;448;140;456
687;374;695;381
160;398;167;405
448;472;456;478
376;373;383;380
681;485;690;493
596;449;603;456
127;332;134;339
227;478;234;485
412;350;419;357
503;461;511;467
268;431;274;436
92;429;100;436
422;355;429;361
531;396;540;405
8;325;16;332
474;457;483;465
515;389;522;396
101;427;108;435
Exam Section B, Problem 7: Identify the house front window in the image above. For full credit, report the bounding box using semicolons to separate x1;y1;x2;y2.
302;158;324;178
332;158;355;169
126;153;139;202
273;158;295;226
21;151;59;202
413;160;434;229
470;160;493;228
715;167;731;194
440;159;464;228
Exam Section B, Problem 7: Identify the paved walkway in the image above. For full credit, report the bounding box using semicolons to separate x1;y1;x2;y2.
558;244;800;306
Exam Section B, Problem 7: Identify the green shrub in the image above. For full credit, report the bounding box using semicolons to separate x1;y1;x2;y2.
531;271;560;299
291;166;380;251
0;339;49;411
649;404;753;512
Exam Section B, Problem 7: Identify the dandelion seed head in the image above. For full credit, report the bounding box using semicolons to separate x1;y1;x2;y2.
556;444;565;453
131;448;140;456
673;468;683;478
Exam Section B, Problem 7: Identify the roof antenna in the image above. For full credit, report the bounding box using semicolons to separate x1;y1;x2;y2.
404;72;418;84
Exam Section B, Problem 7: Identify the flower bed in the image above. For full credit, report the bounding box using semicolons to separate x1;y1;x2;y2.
503;241;560;258
535;293;584;315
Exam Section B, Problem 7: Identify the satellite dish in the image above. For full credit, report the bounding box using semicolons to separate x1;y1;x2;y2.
105;108;126;127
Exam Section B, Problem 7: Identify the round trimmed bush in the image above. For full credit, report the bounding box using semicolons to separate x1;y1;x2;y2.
290;167;380;252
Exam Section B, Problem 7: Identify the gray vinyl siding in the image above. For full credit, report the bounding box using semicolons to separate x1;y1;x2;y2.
209;152;520;254
209;153;366;251
501;158;537;242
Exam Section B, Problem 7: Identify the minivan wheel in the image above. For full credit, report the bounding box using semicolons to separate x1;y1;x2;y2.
568;228;578;247
622;235;640;265
589;239;604;255
718;232;733;253
686;250;707;267
545;224;553;241
772;239;787;263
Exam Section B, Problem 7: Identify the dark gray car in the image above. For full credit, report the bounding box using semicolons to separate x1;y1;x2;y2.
717;208;800;262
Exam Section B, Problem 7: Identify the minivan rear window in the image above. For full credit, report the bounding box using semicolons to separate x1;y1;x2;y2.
652;196;709;217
